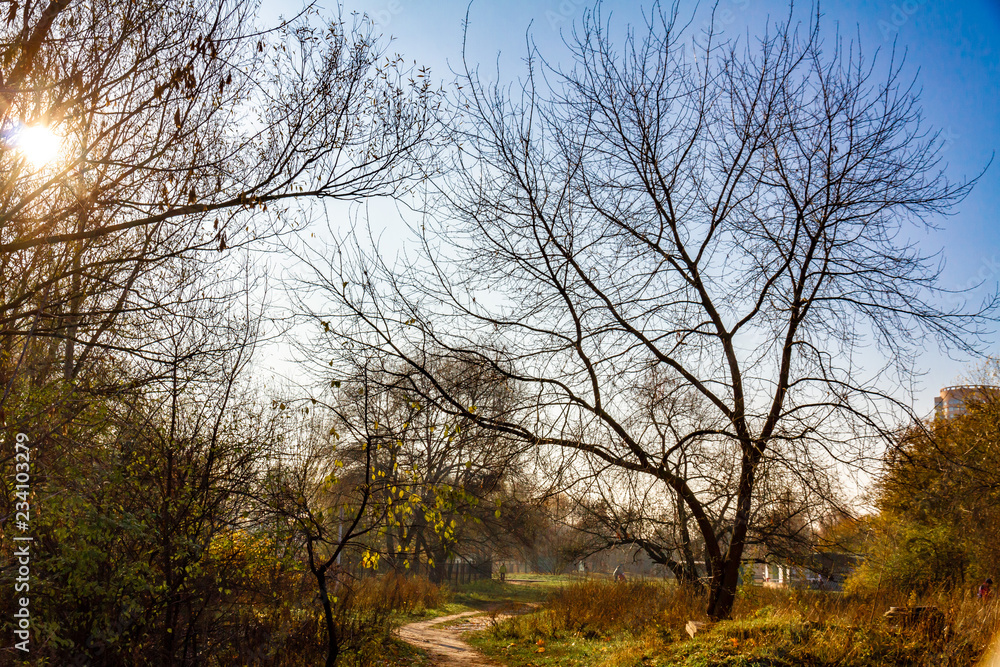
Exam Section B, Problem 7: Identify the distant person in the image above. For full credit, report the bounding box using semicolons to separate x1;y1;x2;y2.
498;563;507;583
613;564;626;582
979;578;993;600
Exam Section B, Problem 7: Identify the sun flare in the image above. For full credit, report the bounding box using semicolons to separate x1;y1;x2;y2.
16;124;63;167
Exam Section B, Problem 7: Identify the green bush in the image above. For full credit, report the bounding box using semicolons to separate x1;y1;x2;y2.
846;518;968;595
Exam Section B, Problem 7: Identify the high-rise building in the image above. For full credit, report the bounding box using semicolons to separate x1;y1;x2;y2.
934;385;1000;419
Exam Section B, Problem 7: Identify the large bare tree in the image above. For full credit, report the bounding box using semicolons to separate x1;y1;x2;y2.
308;4;993;619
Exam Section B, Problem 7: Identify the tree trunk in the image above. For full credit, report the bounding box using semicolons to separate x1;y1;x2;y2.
706;455;757;620
313;567;339;667
430;547;447;584
706;553;741;620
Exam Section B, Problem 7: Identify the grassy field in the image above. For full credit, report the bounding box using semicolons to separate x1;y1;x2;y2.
368;573;1000;666
388;576;555;624
464;577;999;667
453;577;556;607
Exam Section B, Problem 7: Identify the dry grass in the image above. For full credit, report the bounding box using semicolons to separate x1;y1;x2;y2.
732;583;1000;662
210;573;448;666
351;571;447;616
474;579;1000;666
329;573;449;665
485;579;701;643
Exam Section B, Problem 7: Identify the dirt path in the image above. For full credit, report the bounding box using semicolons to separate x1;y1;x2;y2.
397;611;498;666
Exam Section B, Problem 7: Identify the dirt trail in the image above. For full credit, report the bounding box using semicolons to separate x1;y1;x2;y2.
397;611;498;666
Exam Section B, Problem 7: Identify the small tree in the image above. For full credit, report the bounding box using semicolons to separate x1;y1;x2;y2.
304;352;528;581
854;374;1000;592
262;392;386;667
262;362;474;666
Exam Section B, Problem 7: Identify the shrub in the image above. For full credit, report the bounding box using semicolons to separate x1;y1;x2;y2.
846;518;968;595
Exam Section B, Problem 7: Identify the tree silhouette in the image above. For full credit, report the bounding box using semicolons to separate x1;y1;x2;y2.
313;5;993;619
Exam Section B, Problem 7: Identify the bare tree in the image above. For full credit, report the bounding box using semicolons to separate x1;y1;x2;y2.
0;0;436;417
290;335;531;580
567;466;715;586
313;4;993;619
557;368;730;586
565;448;840;587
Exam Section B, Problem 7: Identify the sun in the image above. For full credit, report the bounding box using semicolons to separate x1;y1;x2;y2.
15;124;63;167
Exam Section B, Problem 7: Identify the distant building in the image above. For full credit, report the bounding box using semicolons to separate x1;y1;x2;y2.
746;553;860;591
933;385;1000;420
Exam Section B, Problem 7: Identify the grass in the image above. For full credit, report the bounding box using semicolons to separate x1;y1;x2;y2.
452;576;555;608
349;574;558;665
299;572;452;666
505;572;588;585
354;571;447;616
386;575;556;625
365;637;434;667
465;579;1000;667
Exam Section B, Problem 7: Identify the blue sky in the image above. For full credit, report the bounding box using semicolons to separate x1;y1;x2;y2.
268;0;1000;410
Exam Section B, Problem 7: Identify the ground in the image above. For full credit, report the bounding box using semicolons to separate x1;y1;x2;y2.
396;577;552;666
398;611;497;666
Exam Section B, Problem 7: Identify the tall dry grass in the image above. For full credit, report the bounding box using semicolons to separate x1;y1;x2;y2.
212;572;447;666
735;581;1000;661
487;579;700;643
350;570;446;615
484;578;1000;665
329;572;449;665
